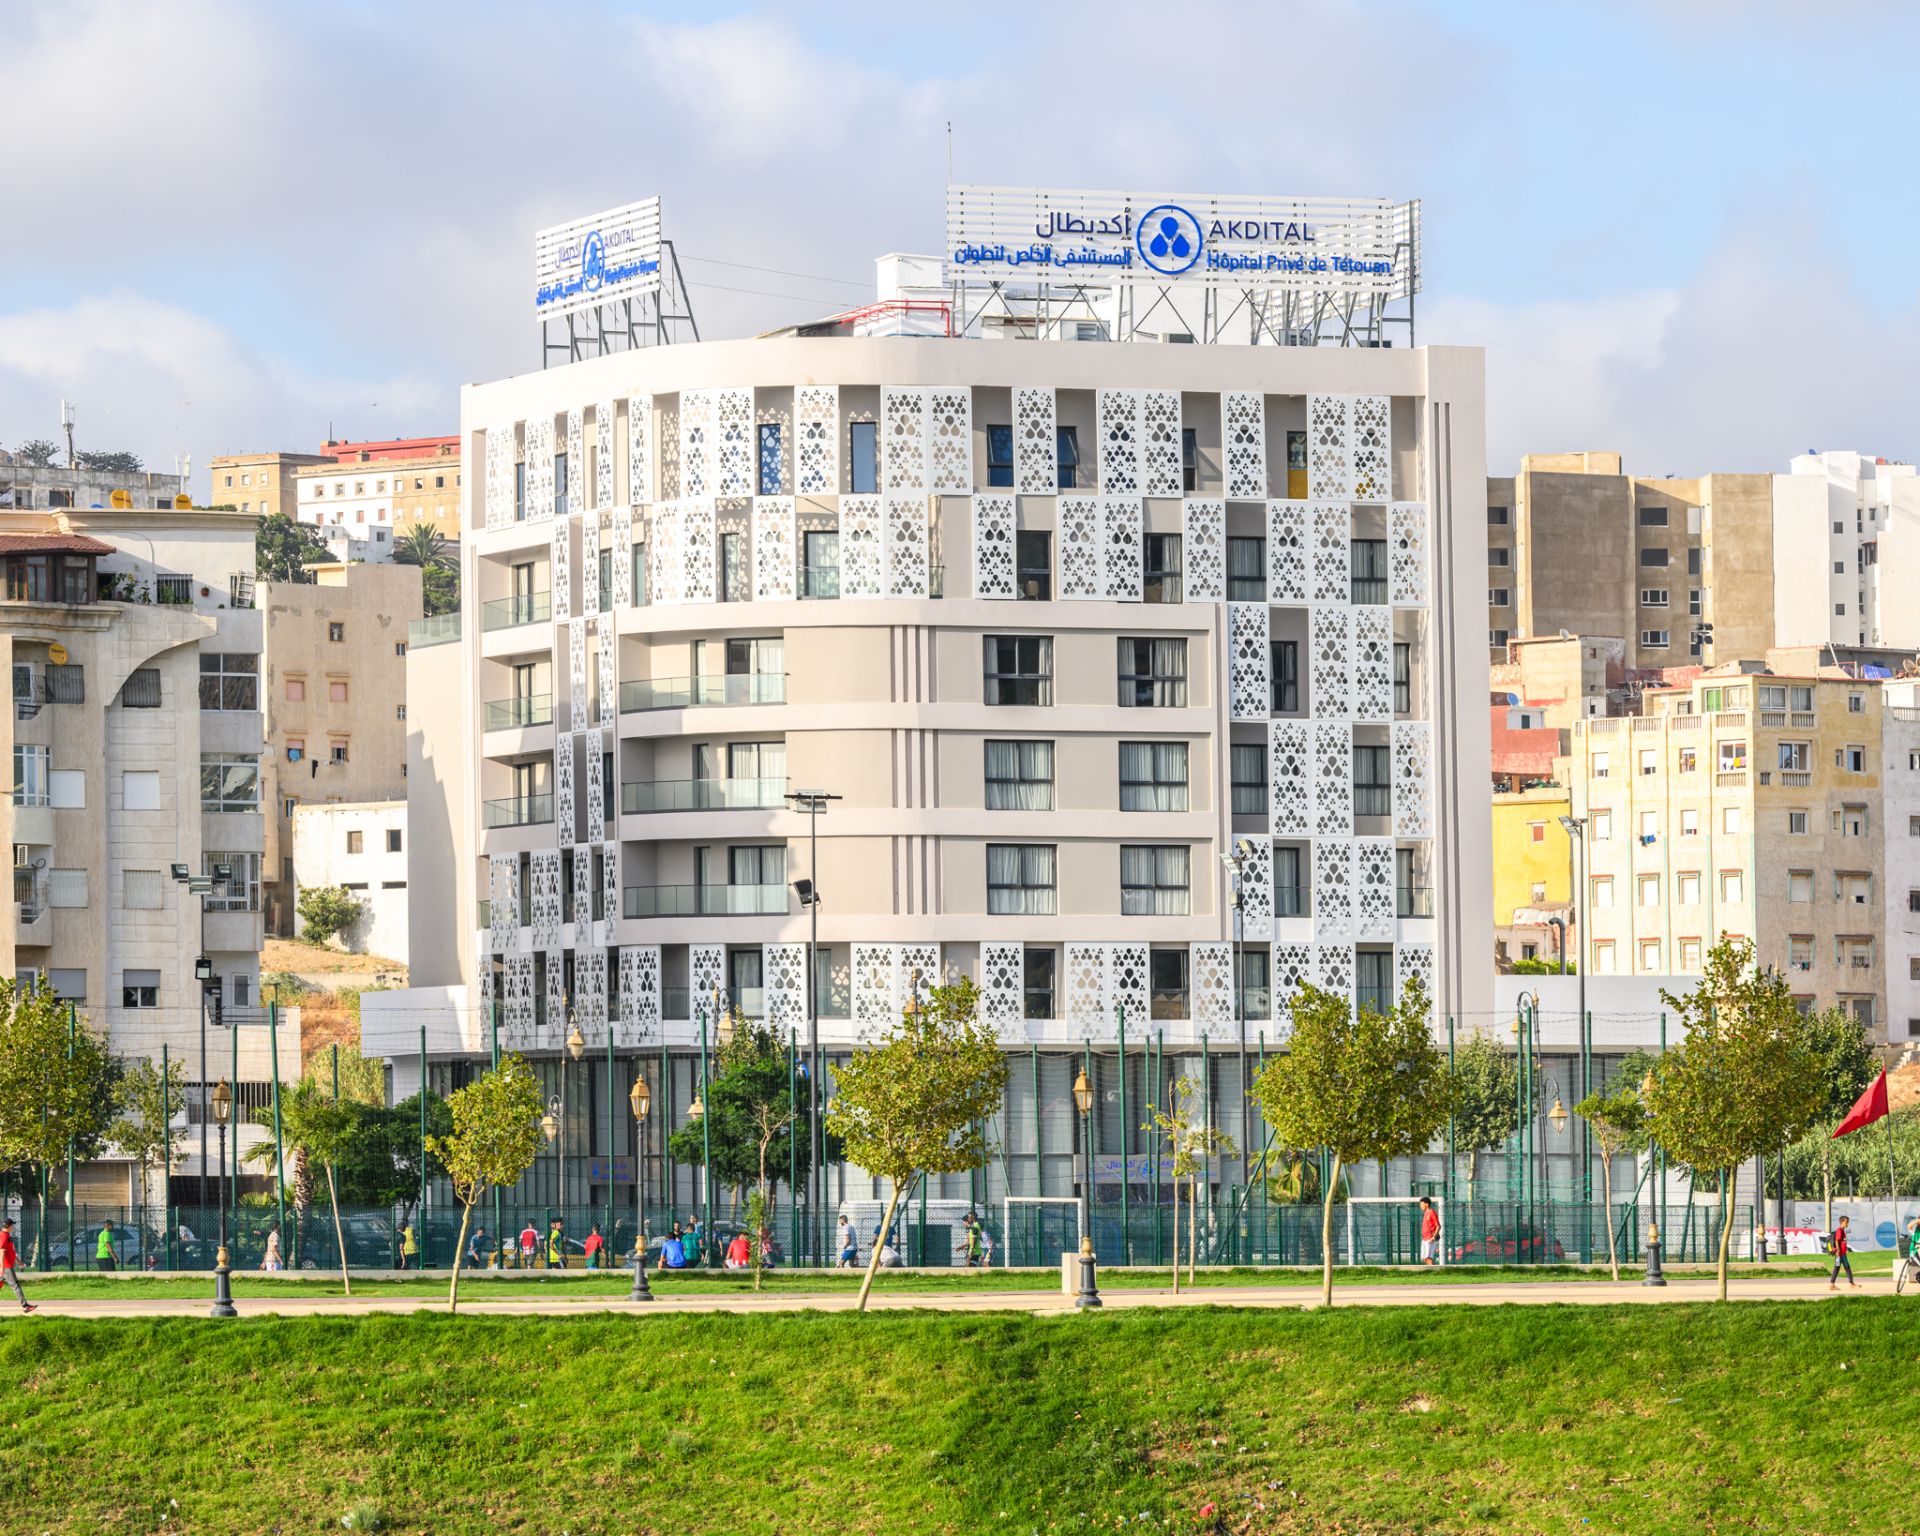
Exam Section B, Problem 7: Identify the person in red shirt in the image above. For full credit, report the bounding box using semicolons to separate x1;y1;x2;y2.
724;1232;752;1270
1828;1215;1858;1291
0;1219;36;1312
1418;1196;1442;1266
582;1226;605;1271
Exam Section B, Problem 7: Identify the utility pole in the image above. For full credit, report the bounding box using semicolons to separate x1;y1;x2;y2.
60;399;76;468
786;788;840;1263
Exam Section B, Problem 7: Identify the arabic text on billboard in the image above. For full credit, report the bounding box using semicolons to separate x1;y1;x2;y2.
534;197;662;320
945;186;1418;298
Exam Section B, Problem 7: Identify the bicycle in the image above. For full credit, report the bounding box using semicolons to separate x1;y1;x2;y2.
1899;1248;1919;1296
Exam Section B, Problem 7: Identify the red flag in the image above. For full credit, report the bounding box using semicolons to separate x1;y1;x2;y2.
1832;1071;1889;1139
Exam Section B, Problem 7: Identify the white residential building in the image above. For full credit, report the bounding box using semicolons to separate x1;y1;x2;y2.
291;801;409;962
1774;451;1920;650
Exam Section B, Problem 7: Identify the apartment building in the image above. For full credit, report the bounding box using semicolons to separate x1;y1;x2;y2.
208;450;330;519
373;326;1493;1220
0;502;276;1201
293;435;462;561
1881;680;1920;1045
291;800;409;961
259;561;421;933
1774;451;1920;651
1570;666;1887;1032
0;460;185;513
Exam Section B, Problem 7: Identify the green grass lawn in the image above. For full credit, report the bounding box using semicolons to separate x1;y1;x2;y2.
0;1301;1914;1534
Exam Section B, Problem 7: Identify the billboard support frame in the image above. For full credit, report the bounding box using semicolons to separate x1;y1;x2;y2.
541;239;700;369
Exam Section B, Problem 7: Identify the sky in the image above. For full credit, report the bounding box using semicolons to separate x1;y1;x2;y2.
2;0;1917;493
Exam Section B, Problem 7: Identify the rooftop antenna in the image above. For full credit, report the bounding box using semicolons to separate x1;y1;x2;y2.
60;399;76;467
946;121;953;185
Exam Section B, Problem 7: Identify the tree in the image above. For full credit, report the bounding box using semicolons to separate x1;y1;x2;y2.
274;1080;359;1293
1574;1081;1648;1279
667;1019;813;1217
73;449;143;474
255;512;332;582
1142;1076;1237;1290
1646;937;1824;1300
1252;978;1449;1307
109;1055;188;1226
1447;1028;1519;1200
392;523;452;569
420;561;459;618
429;1054;544;1313
0;982;119;1263
1801;1006;1877;1229
15;439;58;467
329;1095;450;1211
297;884;366;946
826;978;1007;1312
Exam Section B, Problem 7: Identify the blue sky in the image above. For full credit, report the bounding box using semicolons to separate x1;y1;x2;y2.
2;0;1916;487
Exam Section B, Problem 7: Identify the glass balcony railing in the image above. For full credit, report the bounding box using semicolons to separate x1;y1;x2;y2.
483;694;553;731
622;884;791;917
620;777;787;814
1396;885;1434;918
481;592;551;631
802;566;840;600
482;793;553;828
408;613;461;649
619;674;786;711
1273;884;1308;918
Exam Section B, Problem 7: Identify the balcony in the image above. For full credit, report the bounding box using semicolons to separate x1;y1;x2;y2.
477;898;530;930
802;566;840;600
623;883;791;917
481;592;551;632
1396;885;1434;919
1274;885;1307;918
483;793;554;828
408;613;461;649
621;777;787;814
1714;771;1747;788
484;694;553;732
619;674;785;712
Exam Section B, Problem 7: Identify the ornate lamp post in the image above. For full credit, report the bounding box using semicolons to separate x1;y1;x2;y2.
1072;1067;1102;1309
629;1074;653;1301
209;1080;236;1318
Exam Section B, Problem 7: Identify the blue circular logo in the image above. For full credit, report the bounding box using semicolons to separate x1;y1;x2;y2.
581;229;606;292
1136;204;1203;276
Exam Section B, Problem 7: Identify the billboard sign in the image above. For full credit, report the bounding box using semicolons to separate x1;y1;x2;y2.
535;197;662;320
944;185;1418;298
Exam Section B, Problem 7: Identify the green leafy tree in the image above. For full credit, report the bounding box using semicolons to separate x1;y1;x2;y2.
1252;978;1449;1307
0;982;119;1263
420;561;459;618
109;1055;188;1226
255;512;333;582
827;977;1007;1311
15;439;59;467
73;449;143;474
275;1080;359;1293
1646;937;1824;1300
1142;1076;1237;1291
1798;1006;1877;1228
1511;957;1576;976
392;523;451;569
668;1019;813;1218
1448;1028;1519;1200
1574;1082;1649;1279
330;1095;450;1211
297;884;366;946
429;1054;544;1313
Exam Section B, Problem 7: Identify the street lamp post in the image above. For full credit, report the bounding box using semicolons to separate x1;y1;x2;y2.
1072;1068;1101;1308
564;1016;585;1226
629;1074;653;1301
209;1080;236;1318
1221;838;1258;1200
1558;813;1591;1210
787;787;841;1265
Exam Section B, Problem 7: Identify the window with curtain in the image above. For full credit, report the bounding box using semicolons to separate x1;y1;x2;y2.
1119;741;1188;811
987;844;1056;914
1270;640;1299;713
1120;845;1189;915
1117;637;1186;707
1226;536;1265;600
1144;534;1183;604
985;636;1053;705
1353;744;1391;817
728;740;787;786
728;845;786;887
1274;845;1303;916
803;530;839;598
757;423;783;496
1350;538;1387;603
1230;743;1267;816
1394;642;1412;713
1016;531;1051;600
1023;947;1056;1018
1356;949;1393;1014
1149;947;1188;1019
985;740;1054;810
986;425;1014;488
720;532;746;602
1236;949;1271;1020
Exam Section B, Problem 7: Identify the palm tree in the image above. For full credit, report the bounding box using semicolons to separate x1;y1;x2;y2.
392;523;451;569
270;1081;358;1294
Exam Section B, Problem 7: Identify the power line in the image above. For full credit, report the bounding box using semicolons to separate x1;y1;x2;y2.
680;254;871;292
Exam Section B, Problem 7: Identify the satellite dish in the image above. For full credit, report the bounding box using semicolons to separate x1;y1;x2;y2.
1557;629;1570;640
109;489;132;509
47;643;69;666
173;493;192;510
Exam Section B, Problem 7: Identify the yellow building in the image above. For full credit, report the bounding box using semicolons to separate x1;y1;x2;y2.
1493;787;1573;964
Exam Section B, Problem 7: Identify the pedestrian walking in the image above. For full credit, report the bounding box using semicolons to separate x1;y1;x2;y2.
962;1212;984;1268
1419;1196;1441;1266
95;1225;117;1273
547;1219;566;1269
0;1220;35;1312
261;1228;282;1272
518;1221;539;1269
583;1226;605;1271
400;1223;418;1271
1828;1215;1859;1291
837;1216;858;1269
468;1226;488;1268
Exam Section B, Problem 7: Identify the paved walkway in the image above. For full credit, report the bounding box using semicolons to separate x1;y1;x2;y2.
3;1273;1892;1319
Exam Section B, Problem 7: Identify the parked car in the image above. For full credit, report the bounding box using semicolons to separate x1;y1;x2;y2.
1448;1226;1566;1263
46;1222;148;1267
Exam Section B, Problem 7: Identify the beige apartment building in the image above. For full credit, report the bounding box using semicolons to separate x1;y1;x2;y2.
1570;665;1886;1032
293;437;462;563
209;450;330;519
260;562;421;933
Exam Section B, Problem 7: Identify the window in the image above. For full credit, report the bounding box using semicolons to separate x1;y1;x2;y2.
554;450;568;516
1778;741;1809;772
1680;809;1699;837
1718;741;1746;772
1723;805;1742;834
1592;750;1610;779
1639;548;1670;567
1839;744;1866;773
1677;872;1700;904
1641;629;1670;648
514;461;527;520
1638;875;1660;907
1270;640;1299;714
1848;692;1865;715
386;828;402;853
1689;589;1701;616
121;668;161;708
985;425;1014;488
1639;940;1662;970
757;423;782;496
329;741;349;765
1591;876;1613;908
121;771;159;811
1720;870;1744;902
1639;809;1658;839
1639;749;1657;776
1181;428;1199;492
47;869;87;908
346;830;364;854
1488;548;1511;568
328;679;348;703
984;741;1054;810
327;622;344;642
285;676;306;702
1835;603;1847;617
1014;530;1051;600
1393;643;1412;714
1023;948;1056;1019
1678;747;1697;773
1488;506;1510;526
1489;629;1510;649
47;969;84;1002
1839;804;1868;837
988;844;1055;914
802;530;838;599
1352;540;1388;603
396;705;406;721
1230;744;1267;816
1910;815;1920;837
1353;744;1391;817
1490;588;1511;607
1638;506;1669;527
121;969;160;1009
1119;742;1188;811
717;530;747;604
984;636;1052;705
1680;938;1701;971
49;770;84;810
1143;535;1183;603
1593;941;1616;975
285;738;305;763
1117;637;1187;707
848;421;878;493
1055;426;1080;490
1592;810;1611;840
1641;589;1669;608
1788;870;1813;902
1121;845;1190;915
1528;821;1545;844
1226;537;1264;601
1789;809;1809;835
44;663;83;703
11;745;49;807
200;754;260;812
123;869;162;910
